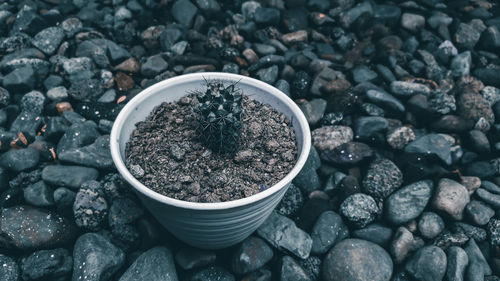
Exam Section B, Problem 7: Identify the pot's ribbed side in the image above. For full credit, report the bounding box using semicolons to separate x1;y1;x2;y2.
137;184;289;249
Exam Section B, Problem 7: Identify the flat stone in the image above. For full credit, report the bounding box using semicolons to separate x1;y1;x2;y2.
432;178;470;220
42;165;99;190
32;27;65;55
281;255;311;281
58;135;113;169
390;226;414;264
171;0;198;27
405;134;453;165
257;211;312;259
119;246;177;281
322;239;393;281
72;233;125;281
384;180;433;225
465;200;495;225
405;246;447;281
24;180;54;207
310;211;349;254
390;81;431;97
0;205;76;250
312;125;353;152
175;247;216;270
464;238;492;275
0;147;40;173
141;55;168;78
446;246;468;281
366;89;405;114
231;236;273;274
20;248;72;281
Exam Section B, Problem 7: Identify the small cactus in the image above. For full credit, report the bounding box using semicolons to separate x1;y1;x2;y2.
195;81;243;154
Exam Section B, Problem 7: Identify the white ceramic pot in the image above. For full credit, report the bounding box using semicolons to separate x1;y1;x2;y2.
110;72;311;249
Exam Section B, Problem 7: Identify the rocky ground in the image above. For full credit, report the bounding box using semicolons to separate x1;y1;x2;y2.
0;0;499;280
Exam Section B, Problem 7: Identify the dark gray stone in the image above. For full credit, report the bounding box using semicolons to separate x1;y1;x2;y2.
390;226;414;264
72;233;125;281
119;246;178;281
256;65;279;85
390;81;431;97
276;183;304;216
354;116;389;143
353;223;393;247
59;135;113;169
0;254;19;281
418;212;445;239
24;180;54;207
366;89;405;114
362;158;403;199
32;27;65;55
311;211;349;254
42;165;99;189
141;55;168;78
320;142;373;166
257;211;312;259
451;51;472;78
21;248;72;280
232;236;273;274
2;66;35;93
190;266;235;281
57;122;100;155
340;193;380;228
293;146;321;195
175;247;216;270
446;246;468;281
352;65;377;84
0;147;39;173
488;219;500;247
322;239;393;281
405;246;447;281
463;239;492;275
281;255;311;281
171;0;198;27
0;205;76;250
465;200;495;225
54;187;76;208
384;180;433;225
405;134;453;165
108;197;143;227
254;7;280;27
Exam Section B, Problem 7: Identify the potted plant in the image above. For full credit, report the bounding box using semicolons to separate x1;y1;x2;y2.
110;72;310;249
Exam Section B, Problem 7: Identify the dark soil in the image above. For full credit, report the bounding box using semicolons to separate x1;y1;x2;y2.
125;94;298;203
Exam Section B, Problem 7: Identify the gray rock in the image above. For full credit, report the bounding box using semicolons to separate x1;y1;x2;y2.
141;55;168;78
276;183;304;216
418;212;445;239
320;142;373;166
405;134;453;165
322;239;393;281
352;65;378;83
353;223;393;247
451;51;472;77
20;248;72;280
446;246;468;281
297;98;327;126
0;147;39;172
257;211;312;259
455;22;483;50
463;239;492;275
171;0;198;27
340;193;380;228
24;180;54;207
42;165;99;189
32;27;65;55
57;122;100;155
432;178;470;220
405;246;447;281
175;247;216;270
62;57;94;82
366;89;405;114
465;200;495;225
312;125;353;151
311;211;349;254
362;158;403;199
0;205;76;250
73;180;108;231
108;197;143;226
241;1;261;19
72;233;125;281
339;2;373;28
390;81;431;97
481;86;500;106
390;226;414;264
401;13;425;32
384;180;433;225
59;135;114;169
0;254;19;281
54;187;76;208
293;146;321;195
254;7;280;27
190;266;235;281
453;222;487;242
281;256;311;281
256;65;279;85
47;86;68;101
386;126;416;150
119;246;178;281
299;256;321;281
2;66;35;93
475;188;500;208
232;236;273;275
488;219;500;247
354;116;389;142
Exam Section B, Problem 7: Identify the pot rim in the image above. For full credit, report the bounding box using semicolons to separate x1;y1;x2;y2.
110;72;311;210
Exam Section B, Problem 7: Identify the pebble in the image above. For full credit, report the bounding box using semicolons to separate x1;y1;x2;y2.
2;66;35;93
320;142;373;166
276;183;304;217
24;180;54;207
54;187;76;208
72;232;125;281
384;180;433;225
340;193;380;228
353;223;393;247
42;165;99;189
0;254;19;281
454;22;483;50
190;266;235;281
366;89;405;114
20;248;72;280
404;134;453;165
312;125;353;151
171;0;198;27
390;226;414;264
418;212;445;239
0;147;39;172
390;81;431;97
0;205;76;250
386;126;416;150
401;13;425;32
465;200;495;226
59;135;114;169
254;7;280;27
463;238;492;276
405;246;447;281
354;116;389;142
31;27;65;55
310;211;349;255
281;255;311;281
451;51;472;77
322;239;393;281
73;180;108;231
256;65;279;85
453;222;487;242
257;211;312;259
432;178;470;220
141;55;168;78
119;246;178;281
362;158;403;199
175;247;216;270
231;236;273;275
108;197;143;227
352;65;378;84
446;246;469;281
488;219;500;247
